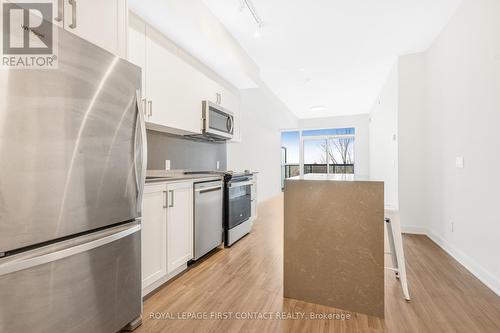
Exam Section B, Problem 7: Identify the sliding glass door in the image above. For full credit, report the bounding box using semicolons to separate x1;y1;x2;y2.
280;127;355;185
303;138;328;174
299;128;355;176
327;136;355;174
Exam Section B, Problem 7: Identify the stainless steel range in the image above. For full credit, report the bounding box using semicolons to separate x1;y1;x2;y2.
223;173;255;246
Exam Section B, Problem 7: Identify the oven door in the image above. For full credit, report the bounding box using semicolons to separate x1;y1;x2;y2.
227;179;252;229
203;101;234;139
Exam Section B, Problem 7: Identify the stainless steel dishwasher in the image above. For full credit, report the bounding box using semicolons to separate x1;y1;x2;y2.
193;180;224;260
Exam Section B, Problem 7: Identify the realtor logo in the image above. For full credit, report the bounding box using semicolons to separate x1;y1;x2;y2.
1;1;58;68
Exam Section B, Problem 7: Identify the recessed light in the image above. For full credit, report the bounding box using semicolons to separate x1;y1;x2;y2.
310;105;326;112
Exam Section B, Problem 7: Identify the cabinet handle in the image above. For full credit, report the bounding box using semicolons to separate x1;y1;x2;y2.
142;98;147;118
148;100;152;117
54;0;63;22
163;191;167;208
168;190;174;208
68;0;77;29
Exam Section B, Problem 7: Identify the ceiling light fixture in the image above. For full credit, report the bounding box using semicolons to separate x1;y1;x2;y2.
310;105;326;112
243;0;262;26
242;0;263;38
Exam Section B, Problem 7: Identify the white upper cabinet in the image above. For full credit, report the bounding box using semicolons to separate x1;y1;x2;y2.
145;27;203;134
60;0;127;57
127;13;146;100
166;182;194;273
127;13;240;137
51;0;63;28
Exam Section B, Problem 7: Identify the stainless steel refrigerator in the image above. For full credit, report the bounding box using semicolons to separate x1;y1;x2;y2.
0;28;147;332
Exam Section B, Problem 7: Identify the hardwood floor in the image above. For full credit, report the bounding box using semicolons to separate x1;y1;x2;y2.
137;195;500;333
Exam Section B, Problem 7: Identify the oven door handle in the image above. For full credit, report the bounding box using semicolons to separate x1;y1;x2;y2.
228;180;254;188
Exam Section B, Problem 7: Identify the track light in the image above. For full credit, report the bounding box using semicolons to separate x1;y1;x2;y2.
242;0;263;38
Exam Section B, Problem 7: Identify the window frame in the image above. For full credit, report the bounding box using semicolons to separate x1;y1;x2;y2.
281;127;357;177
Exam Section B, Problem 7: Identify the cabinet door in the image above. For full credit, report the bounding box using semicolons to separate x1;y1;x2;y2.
141;184;168;290
166;182;194;273
128;12;146;113
51;0;64;27
145;27;202;134
221;87;240;113
64;0;127;57
224;89;241;141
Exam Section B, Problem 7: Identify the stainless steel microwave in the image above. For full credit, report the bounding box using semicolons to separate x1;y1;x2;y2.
202;101;234;140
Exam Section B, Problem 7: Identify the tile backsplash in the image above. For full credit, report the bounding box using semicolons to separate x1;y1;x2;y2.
146;130;227;171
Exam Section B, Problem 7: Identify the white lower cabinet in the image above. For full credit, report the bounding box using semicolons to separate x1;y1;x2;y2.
141;184;167;293
141;181;194;296
166;182;194;273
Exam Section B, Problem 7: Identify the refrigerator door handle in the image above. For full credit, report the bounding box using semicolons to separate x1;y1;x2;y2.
134;89;148;215
0;224;141;276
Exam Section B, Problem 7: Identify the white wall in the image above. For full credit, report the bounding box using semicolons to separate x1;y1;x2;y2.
227;84;298;202
297;114;370;177
369;64;399;208
398;54;427;233
422;0;500;295
396;0;500;295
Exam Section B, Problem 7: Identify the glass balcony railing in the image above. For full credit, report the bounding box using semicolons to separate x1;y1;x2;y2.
281;164;355;189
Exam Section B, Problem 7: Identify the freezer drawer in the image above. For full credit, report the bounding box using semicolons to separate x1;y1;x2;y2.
0;222;142;333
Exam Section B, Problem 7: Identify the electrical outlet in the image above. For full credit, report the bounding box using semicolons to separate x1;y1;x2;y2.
216;161;220;170
165;160;171;170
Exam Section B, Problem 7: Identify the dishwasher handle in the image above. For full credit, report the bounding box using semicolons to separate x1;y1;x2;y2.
195;185;223;194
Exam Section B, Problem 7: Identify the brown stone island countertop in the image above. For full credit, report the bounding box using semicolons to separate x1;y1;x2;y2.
283;173;384;318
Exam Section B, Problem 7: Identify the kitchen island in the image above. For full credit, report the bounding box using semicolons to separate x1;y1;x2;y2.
283;174;384;318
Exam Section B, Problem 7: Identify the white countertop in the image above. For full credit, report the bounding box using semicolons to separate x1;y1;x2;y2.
145;170;223;184
287;173;381;182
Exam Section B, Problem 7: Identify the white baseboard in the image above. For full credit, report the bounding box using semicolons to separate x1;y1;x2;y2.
425;229;500;297
401;225;427;235
403;226;500;296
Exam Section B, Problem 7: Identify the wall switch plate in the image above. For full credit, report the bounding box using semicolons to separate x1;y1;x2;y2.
455;156;464;169
216;161;220;170
165;160;171;170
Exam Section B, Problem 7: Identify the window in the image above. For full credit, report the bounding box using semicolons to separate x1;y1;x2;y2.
281;131;300;188
281;128;355;186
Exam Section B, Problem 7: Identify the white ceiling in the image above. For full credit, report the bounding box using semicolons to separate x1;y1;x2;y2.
204;0;463;118
129;0;260;90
